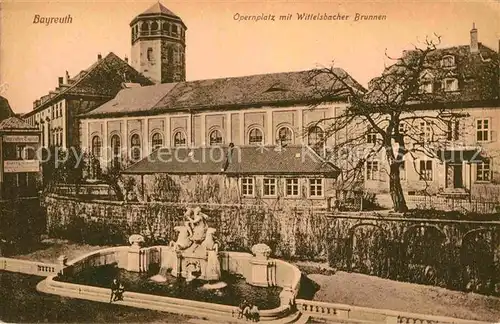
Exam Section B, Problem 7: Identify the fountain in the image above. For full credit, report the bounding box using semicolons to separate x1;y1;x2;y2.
151;207;226;289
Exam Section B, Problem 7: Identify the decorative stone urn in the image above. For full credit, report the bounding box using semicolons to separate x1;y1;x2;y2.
248;243;273;287
129;234;145;248
127;234;145;272
251;243;272;260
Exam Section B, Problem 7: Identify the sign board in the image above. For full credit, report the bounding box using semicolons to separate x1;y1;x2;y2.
3;160;40;173
2;135;40;143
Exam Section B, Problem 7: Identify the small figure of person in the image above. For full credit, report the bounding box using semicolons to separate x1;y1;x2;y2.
110;278;119;303
249;304;260;322
114;282;125;301
237;299;250;319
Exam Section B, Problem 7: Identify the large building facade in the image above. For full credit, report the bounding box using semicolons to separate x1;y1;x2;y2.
361;25;500;200
21;53;153;149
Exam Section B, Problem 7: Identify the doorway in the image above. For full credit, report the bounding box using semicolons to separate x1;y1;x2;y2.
452;164;463;188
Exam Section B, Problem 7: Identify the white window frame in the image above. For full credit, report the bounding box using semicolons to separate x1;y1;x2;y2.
308;178;324;198
285;178;300;197
418;159;434;181
441;55;456;68
419;81;433;94
263;178;277;197
399;159;407;182
442;78;459;92
476;118;491;143
366;160;379;181
366;127;377;144
476;160;492;183
241;177;255;197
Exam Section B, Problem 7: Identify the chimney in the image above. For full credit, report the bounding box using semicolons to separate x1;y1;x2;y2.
124;56;129;63
65;71;70;83
58;77;64;86
98;53;102;60
470;22;478;53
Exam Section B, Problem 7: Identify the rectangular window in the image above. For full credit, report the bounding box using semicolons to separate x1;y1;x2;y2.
418;121;433;142
285;178;300;197
366;161;379;180
399;160;406;181
476;160;491;182
419;81;433;94
241;177;254;197
263;178;276;196
419;160;433;181
443;78;458;92
476;119;490;142
309;178;323;197
447;120;460;141
441;56;455;68
366;126;377;144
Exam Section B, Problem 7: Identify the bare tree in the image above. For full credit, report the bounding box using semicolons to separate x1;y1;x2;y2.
306;35;469;212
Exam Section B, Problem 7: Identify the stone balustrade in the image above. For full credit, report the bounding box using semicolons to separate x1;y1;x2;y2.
295;299;493;324
0;257;62;276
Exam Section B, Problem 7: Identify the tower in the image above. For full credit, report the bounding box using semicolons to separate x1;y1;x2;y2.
130;2;187;84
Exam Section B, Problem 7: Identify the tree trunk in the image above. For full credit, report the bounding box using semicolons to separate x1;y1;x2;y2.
389;163;408;212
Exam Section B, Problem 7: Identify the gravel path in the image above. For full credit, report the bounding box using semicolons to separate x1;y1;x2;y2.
308;271;500;322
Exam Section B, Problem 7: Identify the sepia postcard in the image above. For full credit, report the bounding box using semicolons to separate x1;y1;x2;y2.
0;0;499;323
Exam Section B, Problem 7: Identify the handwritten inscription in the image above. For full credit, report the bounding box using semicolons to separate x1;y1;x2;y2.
233;13;387;22
33;14;73;26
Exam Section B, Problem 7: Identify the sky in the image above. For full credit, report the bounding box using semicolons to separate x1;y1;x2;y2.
0;0;499;114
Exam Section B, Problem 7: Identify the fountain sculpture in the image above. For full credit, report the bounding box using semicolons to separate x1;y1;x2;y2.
153;207;224;288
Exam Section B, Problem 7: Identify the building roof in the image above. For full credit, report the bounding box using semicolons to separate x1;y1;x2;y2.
82;68;364;118
130;2;185;28
140;2;179;18
23;52;154;118
122;145;340;176
0;96;15;121
368;42;499;105
0;117;39;132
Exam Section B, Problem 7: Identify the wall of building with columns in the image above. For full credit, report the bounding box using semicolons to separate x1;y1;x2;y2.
80;103;347;167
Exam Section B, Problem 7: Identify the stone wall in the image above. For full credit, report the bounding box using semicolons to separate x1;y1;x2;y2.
45;194;500;295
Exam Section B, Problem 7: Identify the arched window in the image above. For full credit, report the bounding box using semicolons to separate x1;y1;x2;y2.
147;47;153;61
308;126;325;155
111;134;121;168
209;129;223;146
130;134;141;162
277;126;293;145
163;22;170;32
248;128;263;145
174;131;186;147
141;22;149;31
92;136;102;157
150;21;158;30
151;132;163;150
172;24;178;35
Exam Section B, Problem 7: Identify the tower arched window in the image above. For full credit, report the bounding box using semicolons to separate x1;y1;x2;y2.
209;130;223;146
308;126;325;155
92;136;102;158
277;126;293;146
130;134;141;162
111;134;121;168
141;22;149;31
151;21;159;30
163;22;170;33
172;24;178;35
151;132;163;150
248;128;263;145
147;47;153;61
174;131;186;147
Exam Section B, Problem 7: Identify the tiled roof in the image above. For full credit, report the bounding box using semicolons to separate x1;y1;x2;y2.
139;2;180;18
83;83;178;117
122;145;340;176
23;52;154;118
0;96;15;121
0;117;39;132
82;69;364;118
369;43;499;104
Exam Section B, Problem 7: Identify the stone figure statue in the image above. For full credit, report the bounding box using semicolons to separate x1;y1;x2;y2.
172;225;191;250
184;206;209;243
